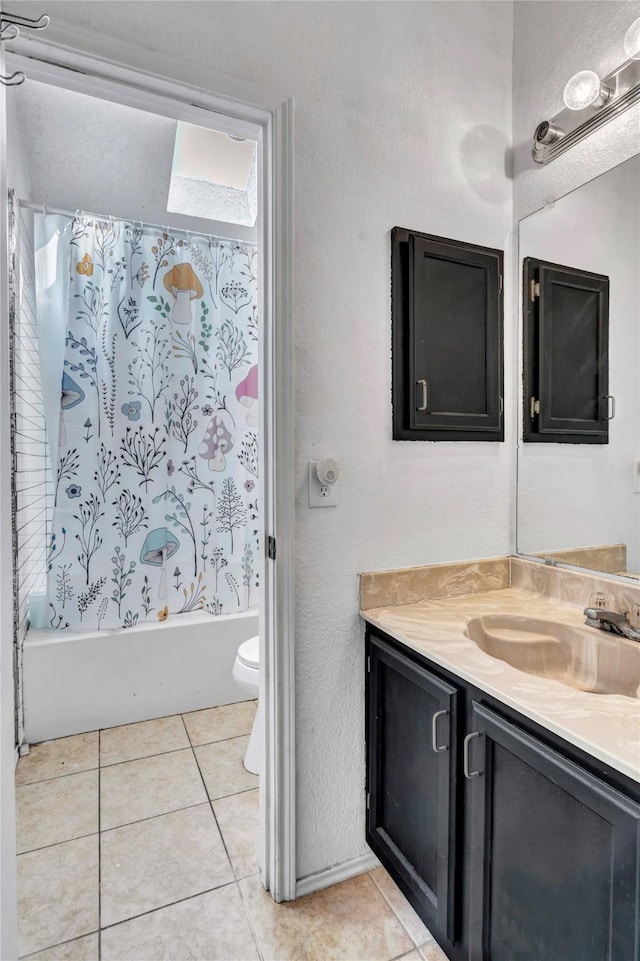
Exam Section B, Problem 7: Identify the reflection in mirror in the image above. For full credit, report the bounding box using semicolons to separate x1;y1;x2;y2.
517;154;640;578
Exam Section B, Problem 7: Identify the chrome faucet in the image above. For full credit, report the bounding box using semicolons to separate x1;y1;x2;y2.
583;607;640;642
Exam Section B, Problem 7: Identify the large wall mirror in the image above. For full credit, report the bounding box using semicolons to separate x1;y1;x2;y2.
517;152;640;578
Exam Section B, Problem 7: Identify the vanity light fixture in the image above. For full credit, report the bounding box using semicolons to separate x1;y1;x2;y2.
533;19;640;164
562;70;611;111
623;16;640;60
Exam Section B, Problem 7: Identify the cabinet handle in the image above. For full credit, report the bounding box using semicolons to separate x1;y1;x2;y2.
604;395;615;420
463;731;482;779
431;709;448;753
416;380;428;412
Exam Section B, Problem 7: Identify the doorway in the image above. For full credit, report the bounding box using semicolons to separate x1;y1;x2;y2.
1;16;294;957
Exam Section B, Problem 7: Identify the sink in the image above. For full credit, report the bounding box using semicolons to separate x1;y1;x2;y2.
464;614;640;698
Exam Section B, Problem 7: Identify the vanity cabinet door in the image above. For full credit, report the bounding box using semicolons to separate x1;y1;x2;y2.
467;702;640;961
366;634;459;940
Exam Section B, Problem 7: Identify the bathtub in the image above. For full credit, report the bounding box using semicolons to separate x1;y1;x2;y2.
22;609;259;744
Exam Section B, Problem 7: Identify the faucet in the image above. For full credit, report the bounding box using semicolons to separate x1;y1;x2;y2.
583;607;640;642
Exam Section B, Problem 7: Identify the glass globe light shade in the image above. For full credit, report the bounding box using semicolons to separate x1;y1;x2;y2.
563;70;609;110
624;17;640;60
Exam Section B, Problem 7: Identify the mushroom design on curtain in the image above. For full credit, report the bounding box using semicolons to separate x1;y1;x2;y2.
40;215;259;630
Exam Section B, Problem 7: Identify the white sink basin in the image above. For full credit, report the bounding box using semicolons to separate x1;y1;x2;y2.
464;614;640;698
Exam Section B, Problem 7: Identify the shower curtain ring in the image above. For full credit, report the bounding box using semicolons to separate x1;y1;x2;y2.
0;70;25;86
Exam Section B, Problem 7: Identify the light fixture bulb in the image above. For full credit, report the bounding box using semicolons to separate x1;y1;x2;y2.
624;16;640;60
563;70;610;110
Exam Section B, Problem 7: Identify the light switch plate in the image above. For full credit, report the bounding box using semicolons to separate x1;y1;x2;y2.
634;461;640;494
308;461;338;508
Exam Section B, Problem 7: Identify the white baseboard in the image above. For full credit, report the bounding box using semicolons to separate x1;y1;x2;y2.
296;850;381;899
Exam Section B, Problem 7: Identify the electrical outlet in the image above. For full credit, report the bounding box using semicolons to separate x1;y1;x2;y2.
308;462;338;508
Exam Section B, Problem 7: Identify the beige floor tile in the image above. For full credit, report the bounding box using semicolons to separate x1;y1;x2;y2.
369;867;434;947
395;952;422;961
100;748;207;830
100;803;233;927
17;835;98;957
194;736;258;799
213;788;259;879
240;872;412;961
21;933;99;960
16;770;98;855
16;734;99;786
101;885;259;960
183;700;256;746
419;942;448;961
100;715;190;766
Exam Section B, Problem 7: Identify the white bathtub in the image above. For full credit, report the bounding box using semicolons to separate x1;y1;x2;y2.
23;609;259;744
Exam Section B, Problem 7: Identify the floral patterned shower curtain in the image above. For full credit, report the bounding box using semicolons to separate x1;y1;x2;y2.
42;215;259;630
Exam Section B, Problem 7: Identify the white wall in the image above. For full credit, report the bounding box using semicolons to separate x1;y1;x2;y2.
518;156;640;568
18;0;514;881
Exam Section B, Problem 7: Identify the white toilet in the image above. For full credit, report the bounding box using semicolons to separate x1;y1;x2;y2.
232;634;262;775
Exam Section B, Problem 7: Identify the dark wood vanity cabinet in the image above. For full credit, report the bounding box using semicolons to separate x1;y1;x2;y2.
366;636;459;939
392;228;504;442
365;626;640;961
467;702;640;961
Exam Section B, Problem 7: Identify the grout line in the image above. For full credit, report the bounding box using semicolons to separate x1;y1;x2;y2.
209;784;258;803
19;930;100;960
236;875;265;961
100;744;193;770
17;829;99;858
16;763;99;787
188;730;255;750
368;871;434;950
99;878;239;933
186;716;237;879
100;800;212;836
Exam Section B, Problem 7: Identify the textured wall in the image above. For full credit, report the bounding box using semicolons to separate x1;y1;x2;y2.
11;0;514;880
513;0;640;221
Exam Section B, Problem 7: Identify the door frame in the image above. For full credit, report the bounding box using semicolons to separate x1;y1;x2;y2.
1;15;296;945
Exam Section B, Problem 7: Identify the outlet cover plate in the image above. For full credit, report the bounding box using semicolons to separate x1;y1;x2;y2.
308;461;338;508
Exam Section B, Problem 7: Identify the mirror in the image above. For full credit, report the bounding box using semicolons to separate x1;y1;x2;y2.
517;153;640;578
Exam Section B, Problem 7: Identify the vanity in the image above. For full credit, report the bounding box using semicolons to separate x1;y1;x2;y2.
360;557;640;961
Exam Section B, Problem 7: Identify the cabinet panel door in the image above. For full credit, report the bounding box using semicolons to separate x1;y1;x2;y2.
468;703;640;961
367;635;458;939
392;227;504;441
523;257;609;443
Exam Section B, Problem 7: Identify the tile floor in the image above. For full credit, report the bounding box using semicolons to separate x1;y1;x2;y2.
16;701;446;961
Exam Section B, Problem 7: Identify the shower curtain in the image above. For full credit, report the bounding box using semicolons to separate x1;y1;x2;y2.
37;214;259;630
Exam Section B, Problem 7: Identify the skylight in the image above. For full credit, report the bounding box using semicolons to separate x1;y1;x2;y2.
167;122;257;227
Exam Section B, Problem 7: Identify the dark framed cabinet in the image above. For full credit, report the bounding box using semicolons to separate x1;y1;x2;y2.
523;258;610;444
365;625;640;961
392;227;504;442
366;636;459;939
467;703;640;961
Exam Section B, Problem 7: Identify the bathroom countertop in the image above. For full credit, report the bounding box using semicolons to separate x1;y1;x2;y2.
361;585;640;783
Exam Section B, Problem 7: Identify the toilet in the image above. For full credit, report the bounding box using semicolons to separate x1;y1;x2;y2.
232;634;262;775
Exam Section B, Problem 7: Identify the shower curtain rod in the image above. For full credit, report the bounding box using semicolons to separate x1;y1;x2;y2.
16;198;257;248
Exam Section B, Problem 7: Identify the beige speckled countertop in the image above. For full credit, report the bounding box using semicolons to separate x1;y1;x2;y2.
361;583;640;783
